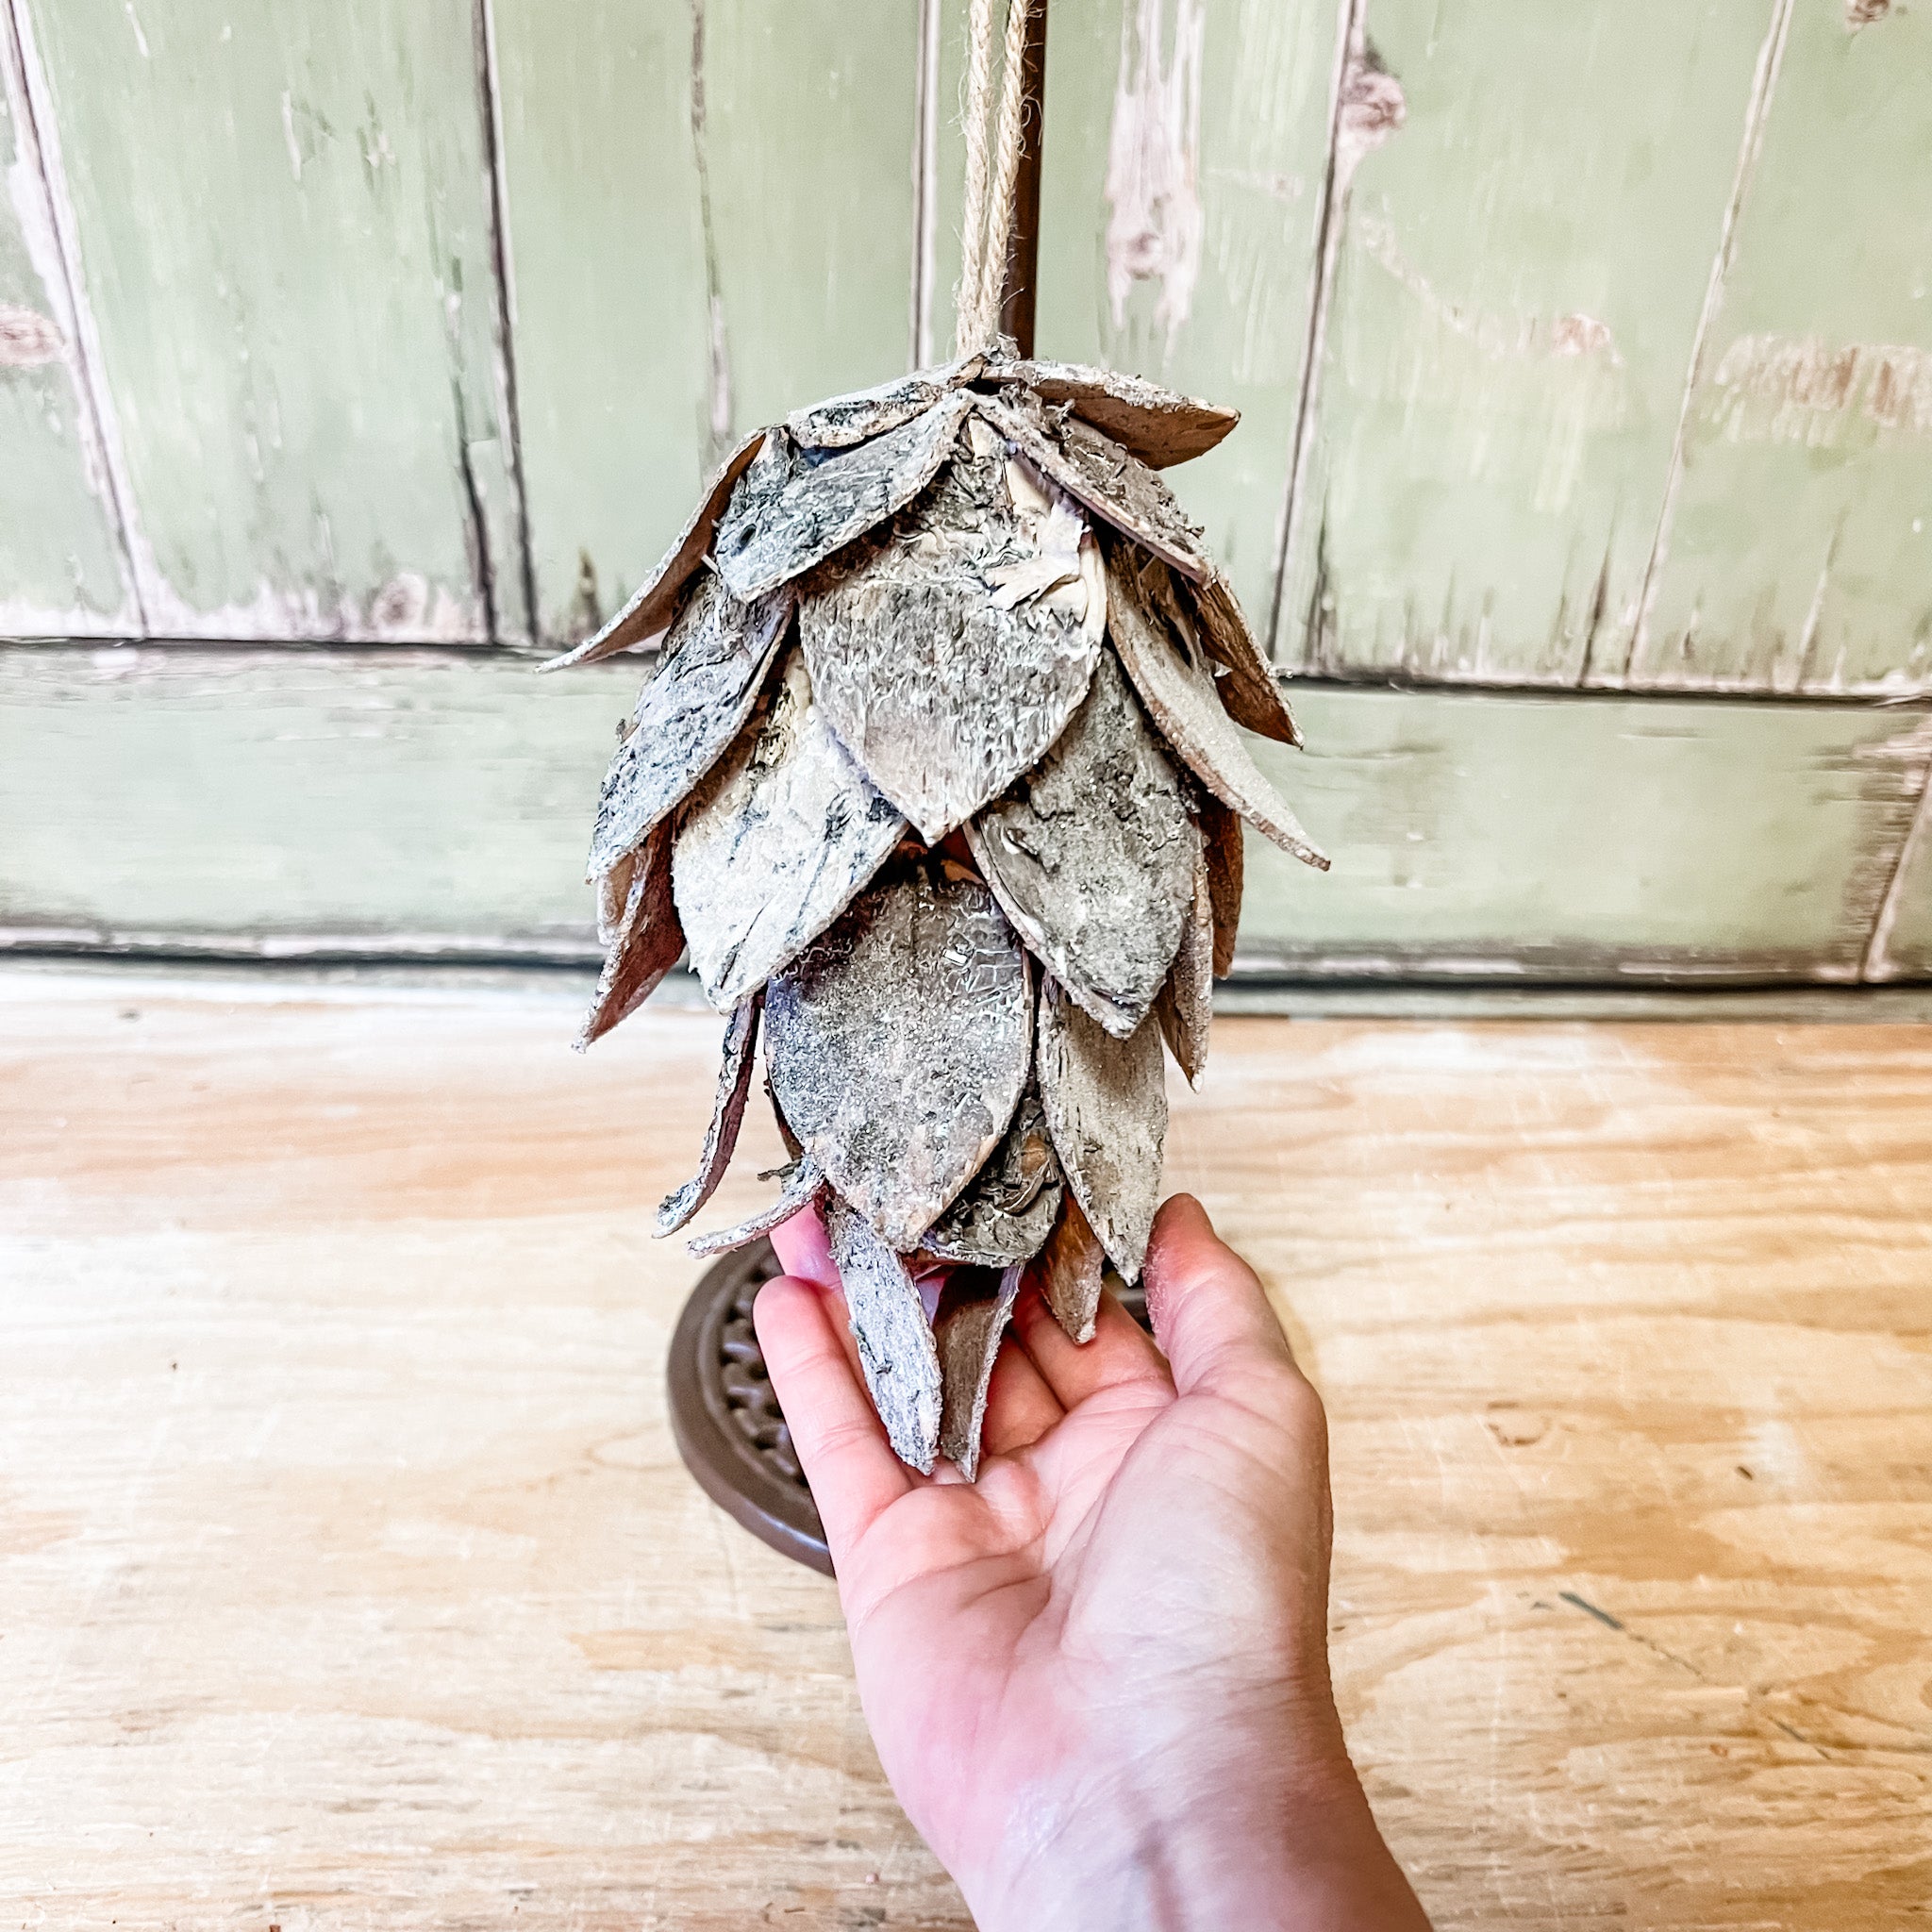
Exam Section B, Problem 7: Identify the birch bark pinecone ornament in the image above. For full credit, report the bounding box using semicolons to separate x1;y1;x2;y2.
548;346;1327;1479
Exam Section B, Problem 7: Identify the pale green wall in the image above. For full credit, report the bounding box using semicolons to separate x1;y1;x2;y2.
2;0;1929;977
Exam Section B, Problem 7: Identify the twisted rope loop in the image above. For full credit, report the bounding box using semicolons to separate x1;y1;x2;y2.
955;0;1032;356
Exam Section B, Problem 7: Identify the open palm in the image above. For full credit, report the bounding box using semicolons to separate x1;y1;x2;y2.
756;1194;1430;1932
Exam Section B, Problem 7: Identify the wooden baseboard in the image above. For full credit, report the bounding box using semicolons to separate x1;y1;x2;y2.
4;644;1928;982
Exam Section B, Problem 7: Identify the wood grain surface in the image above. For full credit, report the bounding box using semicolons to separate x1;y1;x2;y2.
3;967;1928;1926
6;643;1928;979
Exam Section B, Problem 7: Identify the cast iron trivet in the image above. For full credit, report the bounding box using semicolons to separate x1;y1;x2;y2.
668;1239;1152;1574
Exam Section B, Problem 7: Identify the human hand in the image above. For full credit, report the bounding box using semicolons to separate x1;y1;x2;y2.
754;1193;1430;1932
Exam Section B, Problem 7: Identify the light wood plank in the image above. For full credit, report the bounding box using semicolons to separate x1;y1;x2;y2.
16;0;524;641
0;7;135;636
3;972;1929;1925
495;0;920;645
1278;0;1775;684
1631;0;1932;694
3;645;1926;978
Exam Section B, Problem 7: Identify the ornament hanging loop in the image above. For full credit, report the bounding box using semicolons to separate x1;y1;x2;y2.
955;0;1034;357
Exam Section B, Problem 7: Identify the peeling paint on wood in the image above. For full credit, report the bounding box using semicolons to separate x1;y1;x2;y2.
1102;0;1207;352
493;0;921;644
1632;0;1932;694
0;3;135;636
1277;0;1774;688
5;647;1926;984
16;0;525;641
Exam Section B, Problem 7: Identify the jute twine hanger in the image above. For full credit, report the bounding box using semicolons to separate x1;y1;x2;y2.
955;0;1034;355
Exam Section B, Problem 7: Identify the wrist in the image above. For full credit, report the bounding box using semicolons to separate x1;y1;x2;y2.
963;1729;1423;1932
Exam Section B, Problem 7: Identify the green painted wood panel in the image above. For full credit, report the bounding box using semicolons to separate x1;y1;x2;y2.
1240;688;1924;980
1867;750;1932;979
0;12;134;636
4;645;1924;981
495;0;920;646
17;0;523;641
917;0;1340;623
1631;0;1932;695
1278;0;1775;684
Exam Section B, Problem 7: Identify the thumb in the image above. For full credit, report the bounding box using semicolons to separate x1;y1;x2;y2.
1142;1194;1301;1399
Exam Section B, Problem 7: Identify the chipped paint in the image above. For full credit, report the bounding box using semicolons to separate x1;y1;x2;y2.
1703;332;1932;441
1355;213;1620;367
1627;0;1796;680
1;0;144;630
1844;0;1892;25
1330;20;1404;196
1103;0;1206;347
1268;0;1405;656
0;297;58;363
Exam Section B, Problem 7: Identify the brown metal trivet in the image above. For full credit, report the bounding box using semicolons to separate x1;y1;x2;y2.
669;1237;1151;1574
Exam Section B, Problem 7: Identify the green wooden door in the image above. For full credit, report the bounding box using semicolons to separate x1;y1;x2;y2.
4;0;1929;980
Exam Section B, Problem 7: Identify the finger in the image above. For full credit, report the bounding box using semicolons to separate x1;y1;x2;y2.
1011;1277;1173;1411
977;1329;1065;1458
1141;1194;1300;1399
754;1272;913;1559
766;1203;875;1414
771;1201;835;1286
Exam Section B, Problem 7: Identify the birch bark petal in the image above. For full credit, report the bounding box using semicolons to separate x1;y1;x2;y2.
686;1155;825;1258
576;823;682;1049
983;357;1238;469
1196;791;1244;979
972;390;1210;582
585;575;793;880
786;353;984;450
963;648;1194;1040
656;997;762;1236
765;866;1032;1250
934;1264;1024;1480
826;1195;943;1474
1038;1191;1108;1345
712;394;973;604
1155;851;1214;1087
1182;567;1302;748
798;437;1101;842
675;644;907;1010
920;1096;1062;1268
1035;979;1167;1284
1107;549;1329;874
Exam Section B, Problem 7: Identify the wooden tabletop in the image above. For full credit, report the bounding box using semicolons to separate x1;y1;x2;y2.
4;969;1928;1929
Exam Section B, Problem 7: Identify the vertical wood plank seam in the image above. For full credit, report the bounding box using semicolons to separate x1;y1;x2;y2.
910;0;942;370
1614;0;1794;690
1263;0;1365;666
688;0;733;468
1859;735;1932;981
474;0;539;646
2;0;150;633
